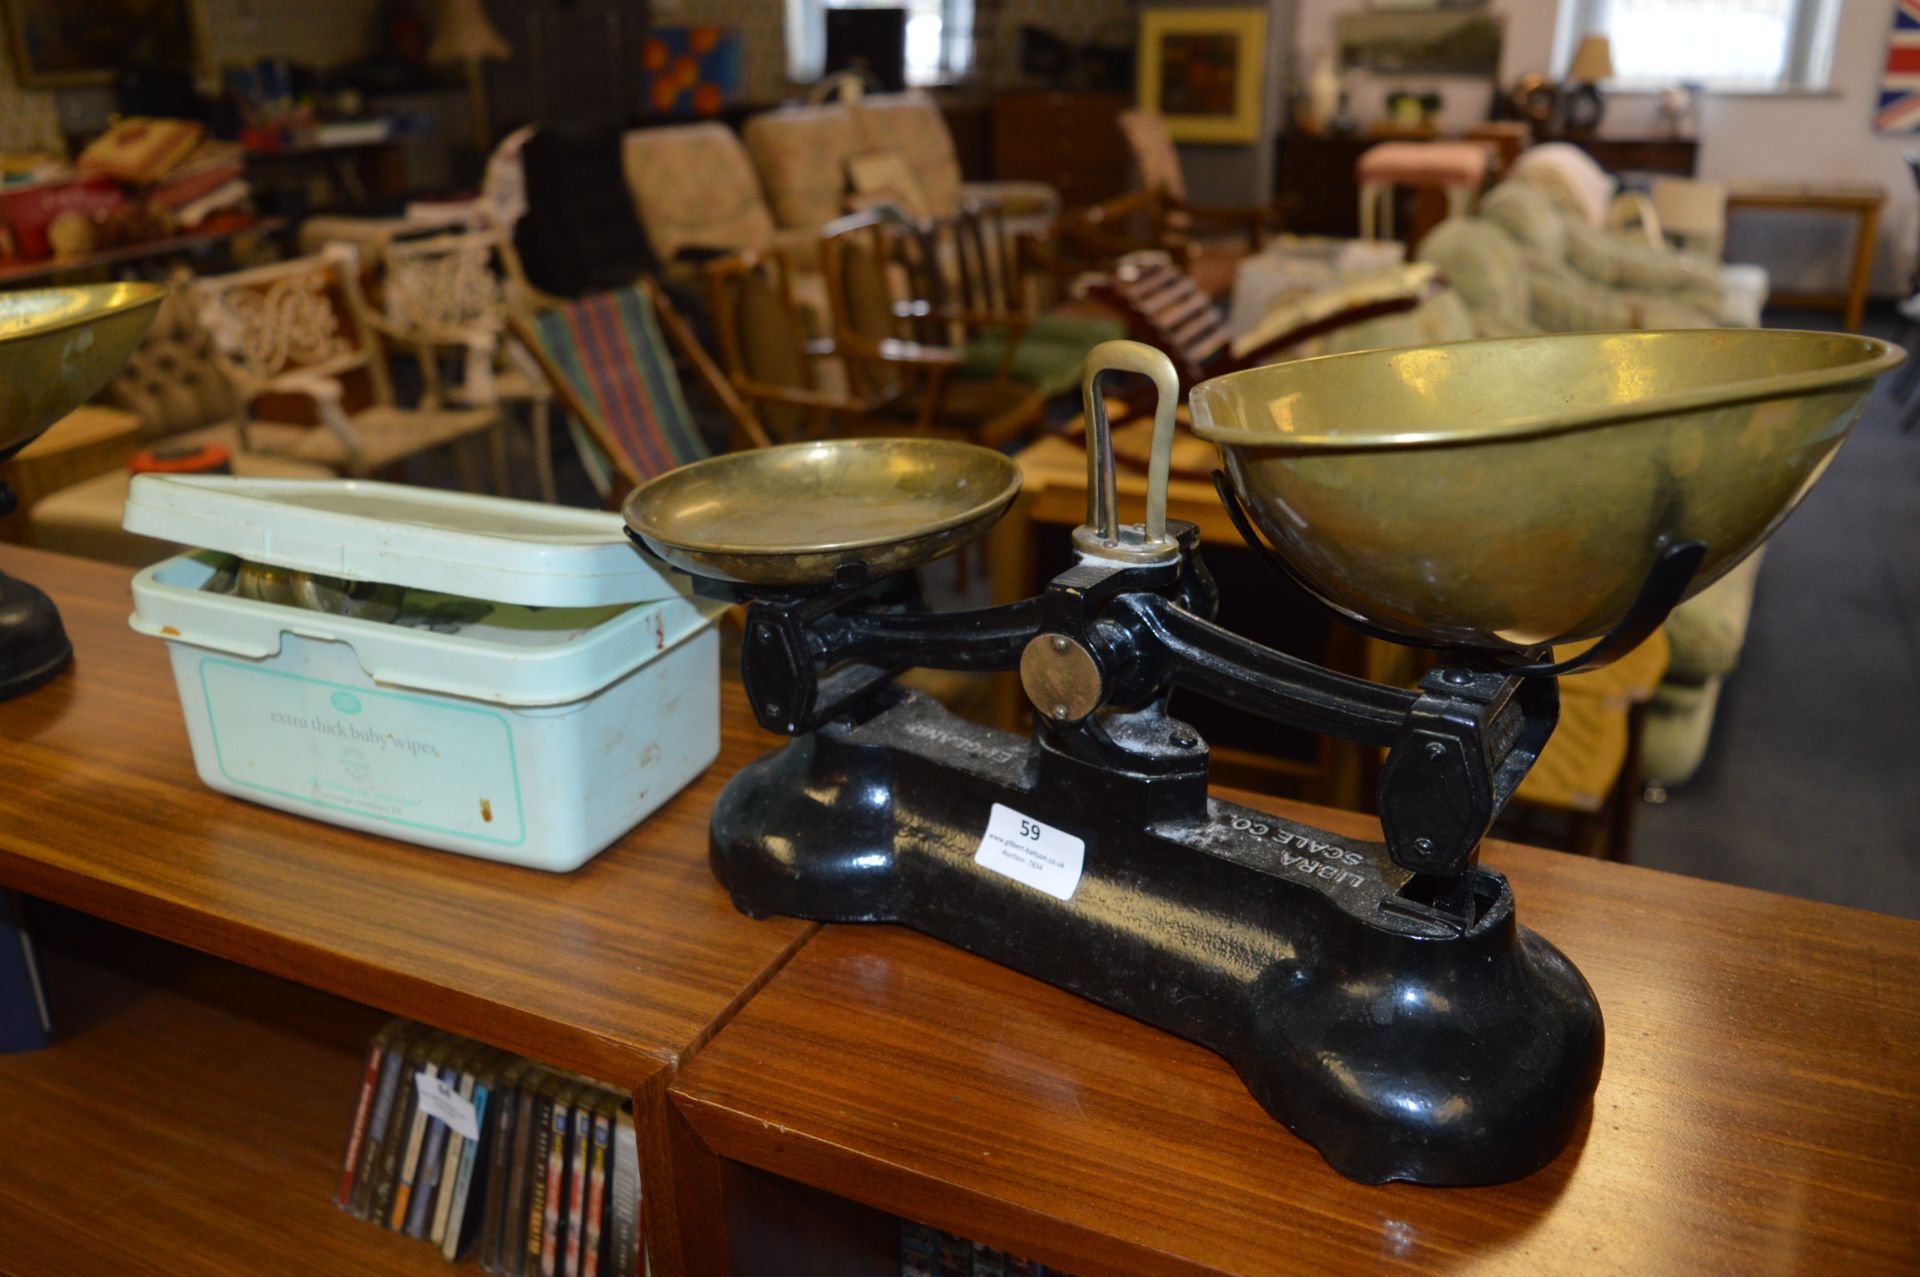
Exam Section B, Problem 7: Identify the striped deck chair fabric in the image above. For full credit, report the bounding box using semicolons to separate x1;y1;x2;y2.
530;284;710;490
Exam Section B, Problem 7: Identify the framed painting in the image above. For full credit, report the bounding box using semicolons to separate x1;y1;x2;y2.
1336;10;1504;77
4;0;196;88
639;25;743;119
1136;8;1268;145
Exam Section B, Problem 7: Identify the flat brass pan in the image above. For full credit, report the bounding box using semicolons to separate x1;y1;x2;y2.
623;438;1021;586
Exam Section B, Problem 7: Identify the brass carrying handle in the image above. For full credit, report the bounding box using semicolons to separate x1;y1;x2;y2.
1078;339;1180;559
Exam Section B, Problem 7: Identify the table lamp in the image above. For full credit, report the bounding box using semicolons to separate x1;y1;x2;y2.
430;0;514;153
1563;34;1614;132
0;283;164;700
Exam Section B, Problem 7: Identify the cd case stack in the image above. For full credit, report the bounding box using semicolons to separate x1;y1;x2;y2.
900;1220;1071;1276
335;1019;641;1276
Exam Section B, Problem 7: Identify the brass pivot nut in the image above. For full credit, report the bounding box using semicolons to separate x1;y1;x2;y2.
1020;632;1104;723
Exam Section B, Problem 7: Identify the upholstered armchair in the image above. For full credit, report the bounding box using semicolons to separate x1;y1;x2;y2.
1415;182;1724;335
1477;182;1726;327
742;106;866;241
1507;144;1767;326
851;93;1058;235
1409;218;1541;337
740;96;1061;245
620;122;815;268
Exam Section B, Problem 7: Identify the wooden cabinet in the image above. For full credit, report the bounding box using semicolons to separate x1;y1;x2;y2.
1536;130;1698;177
1274;132;1373;237
990;89;1132;206
935;94;992;181
1275;129;1700;240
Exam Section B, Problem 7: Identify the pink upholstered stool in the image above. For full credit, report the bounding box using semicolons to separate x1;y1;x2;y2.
1356;142;1490;241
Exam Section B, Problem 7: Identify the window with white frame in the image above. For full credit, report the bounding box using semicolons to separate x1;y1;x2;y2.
786;0;975;87
1557;0;1842;91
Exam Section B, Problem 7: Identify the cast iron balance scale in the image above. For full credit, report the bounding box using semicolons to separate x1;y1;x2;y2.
624;330;1898;1185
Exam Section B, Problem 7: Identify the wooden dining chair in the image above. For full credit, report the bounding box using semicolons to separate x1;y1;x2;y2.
704;249;855;442
817;208;1045;447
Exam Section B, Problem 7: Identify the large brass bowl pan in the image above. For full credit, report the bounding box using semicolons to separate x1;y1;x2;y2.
1;283;165;461
623;438;1022;586
1189;329;1902;650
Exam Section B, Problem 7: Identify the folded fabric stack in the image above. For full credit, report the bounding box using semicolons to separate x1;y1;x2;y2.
0;118;253;266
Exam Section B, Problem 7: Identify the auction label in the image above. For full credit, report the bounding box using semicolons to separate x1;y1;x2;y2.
414;1070;479;1141
199;657;525;846
974;802;1084;900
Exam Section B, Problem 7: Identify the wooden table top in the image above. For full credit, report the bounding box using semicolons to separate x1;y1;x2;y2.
1725;183;1887;210
1014;431;1240;546
5;406;142;460
674;802;1920;1275
0;545;811;1088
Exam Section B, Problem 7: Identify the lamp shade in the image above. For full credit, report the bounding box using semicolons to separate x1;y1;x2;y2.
430;0;513;64
1568;34;1614;83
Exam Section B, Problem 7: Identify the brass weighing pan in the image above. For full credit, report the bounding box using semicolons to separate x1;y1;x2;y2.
623;438;1022;586
2;282;166;460
1190;328;1902;650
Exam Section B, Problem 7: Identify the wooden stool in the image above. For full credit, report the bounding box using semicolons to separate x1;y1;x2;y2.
1356;141;1490;243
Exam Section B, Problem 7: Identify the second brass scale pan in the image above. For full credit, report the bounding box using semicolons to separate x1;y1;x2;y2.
623;437;1020;587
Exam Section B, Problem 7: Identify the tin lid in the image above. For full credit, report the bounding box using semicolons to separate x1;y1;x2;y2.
123;475;688;607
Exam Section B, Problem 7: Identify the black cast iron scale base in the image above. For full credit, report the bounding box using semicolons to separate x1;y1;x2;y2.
713;676;1604;1186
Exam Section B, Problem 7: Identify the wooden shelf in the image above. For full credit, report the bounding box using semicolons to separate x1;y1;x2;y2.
669;801;1920;1276
0;907;455;1277
0;545;812;1271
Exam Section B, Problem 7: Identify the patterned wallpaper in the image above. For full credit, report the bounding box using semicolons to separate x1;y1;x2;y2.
193;0;386;79
655;0;1136;102
0;55;64;153
1;0;1139;154
0;0;384;154
975;0;1136;88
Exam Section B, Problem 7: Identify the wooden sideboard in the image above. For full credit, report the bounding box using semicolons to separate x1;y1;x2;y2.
1535;130;1699;177
991;89;1133;207
1276;129;1699;238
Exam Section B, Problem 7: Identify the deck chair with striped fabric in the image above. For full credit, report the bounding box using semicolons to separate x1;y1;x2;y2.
511;277;769;501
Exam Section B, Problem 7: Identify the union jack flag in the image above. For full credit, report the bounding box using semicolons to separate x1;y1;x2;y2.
1876;0;1920;132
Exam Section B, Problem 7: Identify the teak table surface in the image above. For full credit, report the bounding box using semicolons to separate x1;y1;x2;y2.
7;547;1918;1276
672;807;1920;1276
0;545;810;1266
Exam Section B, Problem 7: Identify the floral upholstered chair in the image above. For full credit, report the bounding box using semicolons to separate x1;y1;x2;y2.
620;121;831;334
620;123;813;267
851;93;1059;236
743;105;868;242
